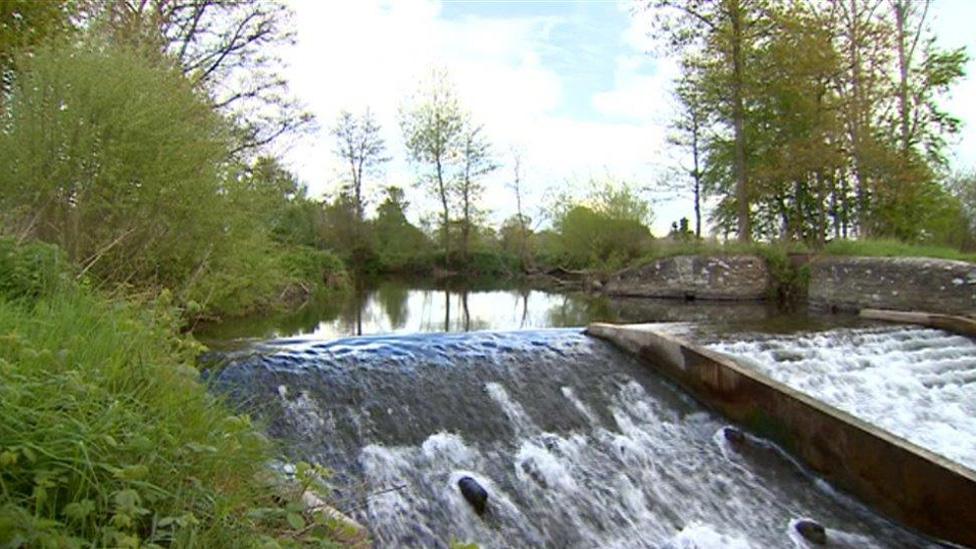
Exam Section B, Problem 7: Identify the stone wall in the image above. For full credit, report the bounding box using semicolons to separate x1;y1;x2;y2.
604;255;770;300
808;256;976;315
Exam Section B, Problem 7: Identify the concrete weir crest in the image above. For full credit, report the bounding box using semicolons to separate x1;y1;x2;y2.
586;322;976;548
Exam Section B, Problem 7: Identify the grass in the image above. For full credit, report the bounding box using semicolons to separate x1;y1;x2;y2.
0;240;351;547
632;237;976;265
822;238;976;263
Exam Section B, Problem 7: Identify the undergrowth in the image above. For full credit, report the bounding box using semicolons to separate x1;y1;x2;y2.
0;240;353;547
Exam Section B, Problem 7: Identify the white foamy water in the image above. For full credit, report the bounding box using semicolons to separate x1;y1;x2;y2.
708;325;976;471
216;329;936;547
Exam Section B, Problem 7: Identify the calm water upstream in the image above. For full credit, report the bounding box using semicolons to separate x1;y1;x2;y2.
196;277;837;347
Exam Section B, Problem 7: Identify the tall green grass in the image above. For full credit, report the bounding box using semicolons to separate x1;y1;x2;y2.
0;240;348;547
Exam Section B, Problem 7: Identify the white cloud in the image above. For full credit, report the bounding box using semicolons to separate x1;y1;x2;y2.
280;0;685;234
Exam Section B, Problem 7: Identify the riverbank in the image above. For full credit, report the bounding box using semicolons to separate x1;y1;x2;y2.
0;240;352;546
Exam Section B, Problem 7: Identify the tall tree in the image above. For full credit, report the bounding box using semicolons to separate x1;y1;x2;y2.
400;69;466;261
668;63;710;238
456;121;497;262
330;108;390;224
94;0;309;156
509;148;531;266
650;0;770;242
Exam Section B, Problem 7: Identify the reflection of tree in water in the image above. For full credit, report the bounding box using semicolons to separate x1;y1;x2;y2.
546;294;618;327
376;280;410;329
194;295;346;345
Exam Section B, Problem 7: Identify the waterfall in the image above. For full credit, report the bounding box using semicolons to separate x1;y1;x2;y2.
213;329;934;548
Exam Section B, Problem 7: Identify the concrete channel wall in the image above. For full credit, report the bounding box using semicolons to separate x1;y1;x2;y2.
586;322;976;548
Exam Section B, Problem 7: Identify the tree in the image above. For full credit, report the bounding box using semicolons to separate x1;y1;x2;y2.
649;0;771;242
330;109;389;225
549;178;653;268
648;0;968;247
456;121;498;262
508;148;532;267
668;63;710;238
0;0;77;105
372;186;430;270
400;69;465;261
0;40;230;288
94;0;309;156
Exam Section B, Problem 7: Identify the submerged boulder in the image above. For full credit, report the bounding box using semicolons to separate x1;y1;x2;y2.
794;519;827;545
458;476;489;515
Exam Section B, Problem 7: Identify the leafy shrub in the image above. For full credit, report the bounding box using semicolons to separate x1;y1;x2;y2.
0;41;229;291
0;238;70;302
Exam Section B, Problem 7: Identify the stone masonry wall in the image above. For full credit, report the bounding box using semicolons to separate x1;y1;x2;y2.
604;255;770;300
808;256;976;315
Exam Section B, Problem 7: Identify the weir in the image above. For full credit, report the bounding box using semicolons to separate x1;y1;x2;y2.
587;322;976;548
213;328;944;548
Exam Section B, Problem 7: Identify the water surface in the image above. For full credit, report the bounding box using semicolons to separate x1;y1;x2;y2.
197;278;806;347
212;329;934;548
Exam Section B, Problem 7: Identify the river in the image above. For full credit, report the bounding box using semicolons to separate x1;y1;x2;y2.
202;278;944;548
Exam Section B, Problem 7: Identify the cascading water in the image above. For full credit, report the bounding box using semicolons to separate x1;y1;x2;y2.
212;329;937;548
706;324;976;472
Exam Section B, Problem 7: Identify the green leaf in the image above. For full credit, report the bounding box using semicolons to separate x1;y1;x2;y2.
64;499;95;521
286;512;305;530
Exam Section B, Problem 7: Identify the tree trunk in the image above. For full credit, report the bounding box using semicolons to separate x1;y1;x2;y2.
729;0;751;243
893;0;911;154
691;111;703;239
435;156;450;263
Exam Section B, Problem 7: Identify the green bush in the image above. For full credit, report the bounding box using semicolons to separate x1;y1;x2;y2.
0;239;347;546
280;246;349;292
552;206;652;269
0;238;70;302
0;40;230;291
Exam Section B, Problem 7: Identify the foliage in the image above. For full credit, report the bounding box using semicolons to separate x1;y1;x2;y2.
0;40;229;290
0;248;346;546
544;178;654;269
649;0;970;250
91;0;310;156
0;41;336;321
371;186;432;272
0;0;77;100
0;239;70;303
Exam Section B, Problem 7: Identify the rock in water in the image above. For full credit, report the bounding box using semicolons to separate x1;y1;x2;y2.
722;426;746;444
458;476;488;515
794;519;827;545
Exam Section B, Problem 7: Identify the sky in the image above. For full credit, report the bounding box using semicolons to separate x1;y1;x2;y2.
279;0;976;236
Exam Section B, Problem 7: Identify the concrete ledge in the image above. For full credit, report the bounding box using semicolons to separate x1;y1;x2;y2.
860;308;976;338
586;322;976;547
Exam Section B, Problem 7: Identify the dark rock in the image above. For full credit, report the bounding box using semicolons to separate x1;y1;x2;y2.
521;460;548;488
795;519;827;545
458;476;488;515
722;426;746;444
